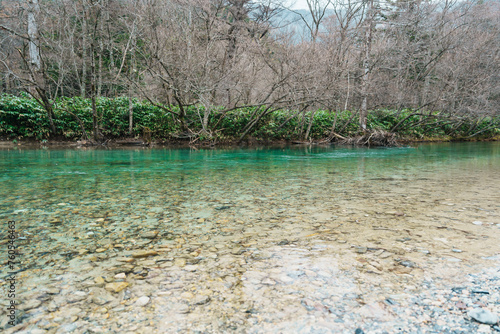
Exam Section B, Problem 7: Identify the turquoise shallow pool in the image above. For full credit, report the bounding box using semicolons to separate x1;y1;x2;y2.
1;142;499;333
1;142;499;211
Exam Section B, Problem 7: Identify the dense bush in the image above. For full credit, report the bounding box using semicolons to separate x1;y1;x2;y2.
1;94;499;141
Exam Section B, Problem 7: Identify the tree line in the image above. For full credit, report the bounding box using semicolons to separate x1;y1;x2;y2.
0;0;498;143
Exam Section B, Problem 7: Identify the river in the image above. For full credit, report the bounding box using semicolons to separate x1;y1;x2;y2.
1;142;499;333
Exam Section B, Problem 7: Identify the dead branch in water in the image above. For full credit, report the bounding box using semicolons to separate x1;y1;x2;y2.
340;130;399;147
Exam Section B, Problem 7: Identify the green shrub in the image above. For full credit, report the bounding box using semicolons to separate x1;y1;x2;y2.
1;94;498;141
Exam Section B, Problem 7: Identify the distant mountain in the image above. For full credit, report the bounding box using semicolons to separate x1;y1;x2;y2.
269;8;336;40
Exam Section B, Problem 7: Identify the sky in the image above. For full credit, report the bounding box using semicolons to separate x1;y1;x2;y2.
286;0;311;10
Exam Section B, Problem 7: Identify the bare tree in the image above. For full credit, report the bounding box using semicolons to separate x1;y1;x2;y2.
0;0;497;142
285;0;332;42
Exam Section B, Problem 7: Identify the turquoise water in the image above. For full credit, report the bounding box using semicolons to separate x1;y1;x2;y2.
1;142;499;235
1;142;500;332
1;141;499;245
2;142;499;203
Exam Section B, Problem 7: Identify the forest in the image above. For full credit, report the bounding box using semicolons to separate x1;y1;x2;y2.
0;0;499;145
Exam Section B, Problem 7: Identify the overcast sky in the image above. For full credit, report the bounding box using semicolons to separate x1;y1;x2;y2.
287;0;310;10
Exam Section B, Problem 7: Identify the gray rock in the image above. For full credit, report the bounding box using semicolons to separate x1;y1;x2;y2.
50;218;63;225
57;323;79;333
140;231;158;239
287;270;305;279
92;293;114;306
355;246;368;254
261;278;276;285
399;260;417;268
47;301;58;312
46;288;61;295
177;304;190;313
67;293;87;303
230;248;245;255
20;299;42;311
468;308;498;325
193;295;210;305
64;307;82;316
26;330;46;334
183;265;198;272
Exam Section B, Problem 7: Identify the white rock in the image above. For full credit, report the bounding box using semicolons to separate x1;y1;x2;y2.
193;295;210;305
183;265;198;272
114;273;126;279
473;221;483;225
135;296;150;307
177;304;190;314
468;308;498;325
477;324;492;333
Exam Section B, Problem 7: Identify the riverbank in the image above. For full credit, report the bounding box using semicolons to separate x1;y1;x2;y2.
1;95;499;146
0;135;499;150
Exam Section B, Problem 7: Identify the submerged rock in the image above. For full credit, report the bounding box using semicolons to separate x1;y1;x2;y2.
135;296;150;307
21;299;42;311
355;246;368;254
174;258;187;267
177;304;190;314
141;231;158;239
105;282;129;293
50;218;63;225
132;250;158;258
94;276;105;285
231;247;245;255
92;294;114;306
193;295;210;305
398;260;417;268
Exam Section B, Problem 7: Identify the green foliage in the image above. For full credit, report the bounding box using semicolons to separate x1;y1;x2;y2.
0;94;498;142
0;94;181;139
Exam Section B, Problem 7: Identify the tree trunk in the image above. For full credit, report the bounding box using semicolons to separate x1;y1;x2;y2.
90;39;98;141
37;88;56;134
360;0;374;133
128;31;136;134
81;5;87;98
27;0;41;70
174;95;189;133
305;110;317;140
128;92;133;134
28;0;56;135
98;38;103;97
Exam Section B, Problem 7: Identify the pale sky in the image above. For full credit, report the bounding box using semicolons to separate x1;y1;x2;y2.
287;0;311;10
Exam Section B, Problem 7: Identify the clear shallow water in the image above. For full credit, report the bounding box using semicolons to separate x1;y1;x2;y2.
1;142;500;333
1;142;499;207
